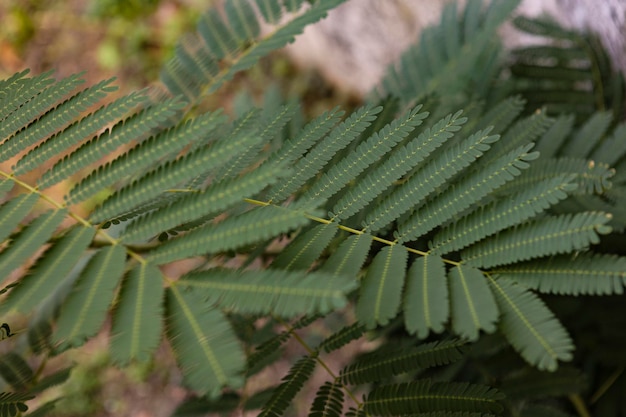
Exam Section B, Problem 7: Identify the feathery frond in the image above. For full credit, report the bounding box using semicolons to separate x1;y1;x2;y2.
259;356;316;417
177;268;356;317
340;339;469;385
404;254;449;338
363;380;504;415
166;287;245;397
493;253;626;295
486;276;574;371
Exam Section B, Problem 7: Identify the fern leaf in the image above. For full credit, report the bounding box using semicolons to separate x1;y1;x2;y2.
404;254;449;338
319;233;372;278
147;204;315;265
296;106;383;204
501;157;614;196
397;143;538;244
0;210;66;296
0;180;13;199
0;213;87;314
13;90;148;176
255;0;283;24
166;286;245;396
365;128;499;233
226;0;260;42
309;381;344;417
431;175;577;255
0;392;32;417
591;121;626;166
356;245;408;329
341;339;468;386
177;268;356;317
448;264;498;341
483;110;553;164
40;97;187;191
247;315;320;375
329;104;430;220
198;9;238;61
493;253;626;295
162;0;345;99
318;323;367;354
259;356;316;417
89;132;261;224
66;105;220;204
0;69;53;122
333;110;467;222
53;245;125;349
0;77;116;164
486;276;574;371
561;111;613;158
267;106;345;169
363;380;504;415
271;224;338;270
0;72;83;149
224;0;346;88
473;95;526;134
216;103;297;182
0;353;33;391
461;212;613;268
0;193;38;243
123;162;288;243
269;104;383;203
110;262;164;364
534;114;575;157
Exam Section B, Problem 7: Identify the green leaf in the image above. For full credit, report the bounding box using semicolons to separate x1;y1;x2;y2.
486;276;574;371
462;212;613;268
122;162;289;243
364;380;504;415
0;392;33;417
0;193;39;243
67;106;222;204
54;244;125;349
366;127;499;234
320;233;372;278
166;286;245;396
259;356;316;417
0;221;92;315
340;339;468;385
494;253;626;295
2;77;117;165
330;104;430;220
397;143;538;243
13;89;149;176
448;264;498;341
318;323;367;354
309;381;344;417
178;268;356;317
271;224;338;270
147;204;315;265
90;132;262;224
431;174;577;255
110;262;164;364
0;209;67;287
0;353;33;391
356;245;408;329
269;104;383;203
404;254;449;338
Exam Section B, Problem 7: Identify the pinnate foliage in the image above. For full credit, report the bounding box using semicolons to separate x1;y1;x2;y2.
1;0;626;415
